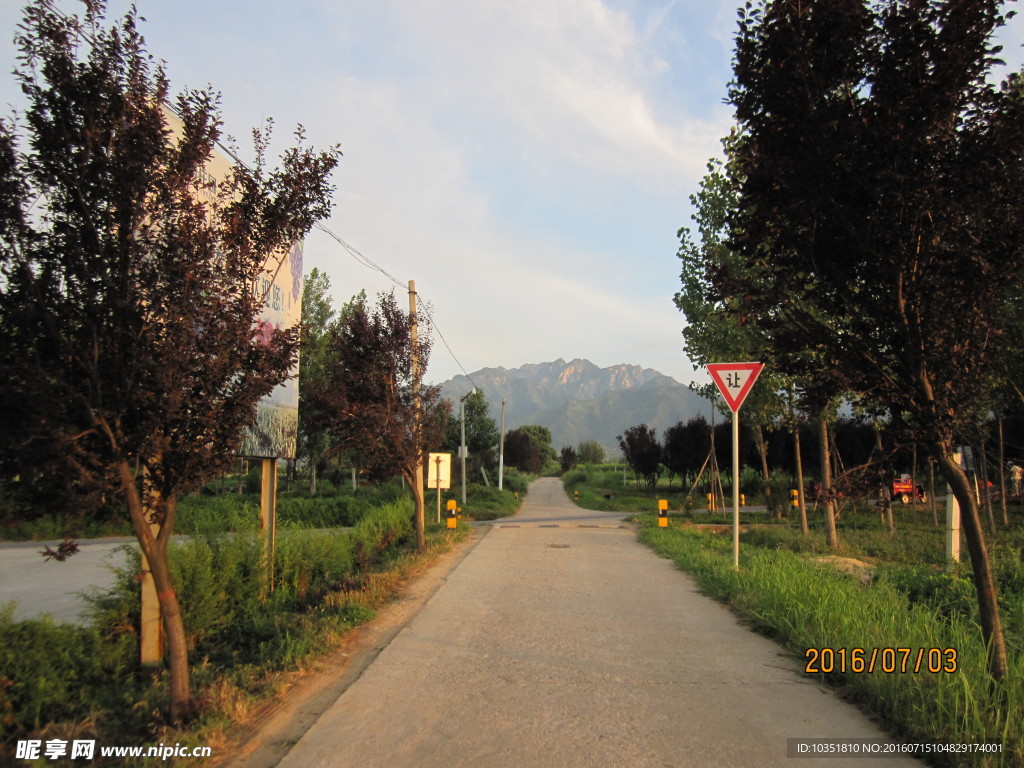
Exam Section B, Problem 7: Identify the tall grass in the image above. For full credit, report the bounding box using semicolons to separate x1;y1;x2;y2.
640;523;1024;767
0;498;464;757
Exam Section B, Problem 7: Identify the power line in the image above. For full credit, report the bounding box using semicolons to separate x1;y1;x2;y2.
39;0;478;387
313;222;404;290
314;222;477;387
419;301;477;389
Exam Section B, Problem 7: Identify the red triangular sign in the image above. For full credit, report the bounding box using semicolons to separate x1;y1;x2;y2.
707;362;764;413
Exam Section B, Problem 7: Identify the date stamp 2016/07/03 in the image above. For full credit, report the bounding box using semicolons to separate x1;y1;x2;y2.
804;647;958;674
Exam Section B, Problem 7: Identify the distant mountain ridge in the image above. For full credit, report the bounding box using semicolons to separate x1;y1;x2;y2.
438;358;708;451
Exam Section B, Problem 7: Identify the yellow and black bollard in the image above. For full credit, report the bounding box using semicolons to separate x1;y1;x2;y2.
446;499;458;529
658;499;669;528
740;494;746;508
791;489;799;509
574;489;580;503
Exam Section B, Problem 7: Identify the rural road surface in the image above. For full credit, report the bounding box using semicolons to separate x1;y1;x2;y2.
275;477;921;768
0;536;133;623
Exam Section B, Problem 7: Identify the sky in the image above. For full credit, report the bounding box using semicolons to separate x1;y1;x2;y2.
0;0;1021;391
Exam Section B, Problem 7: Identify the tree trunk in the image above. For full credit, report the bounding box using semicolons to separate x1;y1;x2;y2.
119;462;191;721
999;420;1008;526
818;415;838;549
934;446;1007;680
980;436;996;536
874;428;895;537
753;425;774;519
794;426;808;535
929;459;938;527
405;464;426;552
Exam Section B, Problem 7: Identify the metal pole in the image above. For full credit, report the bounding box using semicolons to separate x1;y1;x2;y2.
498;399;506;490
733;410;740;569
460;398;467;506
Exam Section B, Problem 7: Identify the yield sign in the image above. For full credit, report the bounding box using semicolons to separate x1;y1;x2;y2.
707;362;764;413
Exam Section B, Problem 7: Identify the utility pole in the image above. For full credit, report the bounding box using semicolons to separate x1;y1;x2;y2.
408;280;425;551
498;399;506;490
459;388;475;507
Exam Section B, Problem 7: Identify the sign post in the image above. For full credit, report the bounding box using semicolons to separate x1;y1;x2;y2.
427;452;452;524
707;362;764;568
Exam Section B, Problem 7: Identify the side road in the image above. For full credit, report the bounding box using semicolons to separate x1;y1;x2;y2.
274;478;922;768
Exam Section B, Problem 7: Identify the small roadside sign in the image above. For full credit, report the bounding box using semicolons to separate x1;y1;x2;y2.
427;453;452;490
707;362;764;413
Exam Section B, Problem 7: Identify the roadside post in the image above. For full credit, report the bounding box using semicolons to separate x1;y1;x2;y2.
446;499;458;529
427;453;452;524
707;362;764;569
658;499;669;527
946;451;963;567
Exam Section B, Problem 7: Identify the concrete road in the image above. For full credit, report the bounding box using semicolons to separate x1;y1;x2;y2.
0;537;133;623
277;477;921;768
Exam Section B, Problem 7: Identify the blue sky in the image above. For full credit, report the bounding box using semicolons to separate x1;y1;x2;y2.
0;1;1021;389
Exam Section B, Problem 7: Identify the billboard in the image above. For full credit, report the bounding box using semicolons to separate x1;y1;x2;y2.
238;241;303;459
164;107;302;460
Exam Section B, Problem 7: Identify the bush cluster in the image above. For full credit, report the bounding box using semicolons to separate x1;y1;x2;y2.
0;499;417;745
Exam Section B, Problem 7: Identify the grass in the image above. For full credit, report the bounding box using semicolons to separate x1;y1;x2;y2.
638;521;1024;766
0;498;471;765
567;464;1024;765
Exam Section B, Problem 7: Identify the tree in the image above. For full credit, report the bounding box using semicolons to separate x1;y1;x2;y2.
617;425;662;491
663;418;709;489
0;2;339;719
307;292;448;551
518;425;555;465
504;429;543;474
577;440;605;465
442;388;499;480
297;270;343;493
727;0;1024;679
559;445;578;473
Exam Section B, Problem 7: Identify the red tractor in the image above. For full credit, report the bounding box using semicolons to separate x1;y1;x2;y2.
892;475;927;504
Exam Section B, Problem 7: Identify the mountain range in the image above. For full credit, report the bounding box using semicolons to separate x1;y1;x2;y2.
438;358;709;452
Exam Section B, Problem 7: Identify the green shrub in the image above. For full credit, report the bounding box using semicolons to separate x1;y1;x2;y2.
350;499;413;570
500;467;532;496
0;606;134;739
458;484;520;520
176;494;260;535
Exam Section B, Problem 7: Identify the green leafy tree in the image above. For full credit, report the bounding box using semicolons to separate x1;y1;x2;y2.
306;292;448;551
617;425;662;491
504;429;543;474
727;0;1024;679
443;389;500;480
676;139;812;521
0;1;339;719
298;271;354;493
576;440;605;465
559;445;578;473
662;417;710;490
518;425;555;465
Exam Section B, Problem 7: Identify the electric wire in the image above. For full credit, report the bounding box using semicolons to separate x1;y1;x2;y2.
316;220;478;388
35;0;479;388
